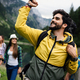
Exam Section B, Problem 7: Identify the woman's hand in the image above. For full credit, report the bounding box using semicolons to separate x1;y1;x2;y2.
0;55;3;65
0;60;2;65
17;67;21;74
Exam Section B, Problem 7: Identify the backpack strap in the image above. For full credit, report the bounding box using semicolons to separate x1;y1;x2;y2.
36;30;48;49
68;41;75;47
19;30;48;78
63;41;75;71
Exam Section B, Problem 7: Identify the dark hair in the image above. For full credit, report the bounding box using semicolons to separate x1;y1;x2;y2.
0;35;4;43
5;39;18;59
53;9;77;34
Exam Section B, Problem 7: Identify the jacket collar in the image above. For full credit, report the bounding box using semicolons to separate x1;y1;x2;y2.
47;30;73;43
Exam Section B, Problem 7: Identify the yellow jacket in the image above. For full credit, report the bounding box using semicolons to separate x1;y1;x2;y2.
15;6;78;74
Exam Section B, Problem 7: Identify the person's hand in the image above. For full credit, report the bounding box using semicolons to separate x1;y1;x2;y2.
17;67;22;74
0;60;2;65
0;55;3;65
64;72;71;80
66;44;77;58
28;0;38;7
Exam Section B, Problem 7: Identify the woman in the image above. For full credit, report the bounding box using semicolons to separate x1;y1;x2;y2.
4;34;22;80
0;35;6;65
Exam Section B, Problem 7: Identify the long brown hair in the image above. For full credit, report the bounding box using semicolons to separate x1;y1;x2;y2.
5;39;18;59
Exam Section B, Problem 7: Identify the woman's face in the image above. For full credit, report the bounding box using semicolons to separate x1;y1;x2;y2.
0;36;3;43
11;38;17;44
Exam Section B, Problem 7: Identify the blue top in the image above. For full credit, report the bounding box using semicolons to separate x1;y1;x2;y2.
78;55;80;68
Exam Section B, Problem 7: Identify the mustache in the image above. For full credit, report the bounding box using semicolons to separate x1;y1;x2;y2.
50;21;57;25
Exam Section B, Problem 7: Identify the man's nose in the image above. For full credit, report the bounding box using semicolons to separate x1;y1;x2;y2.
51;19;56;23
52;18;56;22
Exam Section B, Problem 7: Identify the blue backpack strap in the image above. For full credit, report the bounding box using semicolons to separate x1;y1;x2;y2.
36;30;48;49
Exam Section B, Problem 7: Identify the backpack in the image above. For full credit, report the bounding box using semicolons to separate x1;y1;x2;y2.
19;30;75;79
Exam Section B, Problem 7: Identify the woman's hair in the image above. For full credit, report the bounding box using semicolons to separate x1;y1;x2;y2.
5;39;18;59
0;35;4;43
53;9;77;34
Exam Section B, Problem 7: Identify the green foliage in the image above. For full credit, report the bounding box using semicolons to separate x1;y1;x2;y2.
0;2;6;19
42;26;49;30
69;6;80;47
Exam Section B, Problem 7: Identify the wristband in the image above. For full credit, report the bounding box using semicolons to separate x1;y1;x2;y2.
26;3;32;8
71;57;78;61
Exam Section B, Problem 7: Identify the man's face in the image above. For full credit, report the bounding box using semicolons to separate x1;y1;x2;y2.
49;13;63;30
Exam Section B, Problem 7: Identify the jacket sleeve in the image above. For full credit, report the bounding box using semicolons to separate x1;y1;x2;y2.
4;52;6;63
18;46;22;67
66;44;78;74
15;6;43;47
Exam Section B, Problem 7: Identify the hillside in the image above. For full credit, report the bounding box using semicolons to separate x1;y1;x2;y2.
0;0;51;39
0;0;51;67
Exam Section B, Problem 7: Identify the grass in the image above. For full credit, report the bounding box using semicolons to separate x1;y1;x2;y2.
0;65;21;80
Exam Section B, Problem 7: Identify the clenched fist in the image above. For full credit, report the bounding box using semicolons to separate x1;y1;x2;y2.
28;0;38;7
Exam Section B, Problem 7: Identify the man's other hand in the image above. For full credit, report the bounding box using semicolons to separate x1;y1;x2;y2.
66;44;77;58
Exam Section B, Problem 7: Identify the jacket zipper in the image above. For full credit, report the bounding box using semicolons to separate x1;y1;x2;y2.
40;36;57;80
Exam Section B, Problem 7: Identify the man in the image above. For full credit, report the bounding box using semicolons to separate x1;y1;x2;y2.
15;0;78;80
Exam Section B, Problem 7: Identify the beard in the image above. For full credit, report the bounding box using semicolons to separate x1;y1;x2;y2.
49;21;63;31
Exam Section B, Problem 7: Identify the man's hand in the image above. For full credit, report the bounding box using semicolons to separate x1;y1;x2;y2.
28;0;38;7
64;72;71;80
66;44;77;58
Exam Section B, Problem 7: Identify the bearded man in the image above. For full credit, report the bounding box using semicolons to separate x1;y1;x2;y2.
15;0;78;80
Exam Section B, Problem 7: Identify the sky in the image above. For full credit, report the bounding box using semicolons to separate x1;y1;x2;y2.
22;0;80;19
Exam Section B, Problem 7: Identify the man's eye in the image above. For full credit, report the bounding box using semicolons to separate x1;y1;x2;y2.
56;17;60;20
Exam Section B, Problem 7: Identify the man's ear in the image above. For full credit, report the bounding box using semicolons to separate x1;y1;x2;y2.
63;23;67;29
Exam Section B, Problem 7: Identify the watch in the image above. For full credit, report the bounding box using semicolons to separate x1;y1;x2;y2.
26;3;32;8
71;57;78;61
